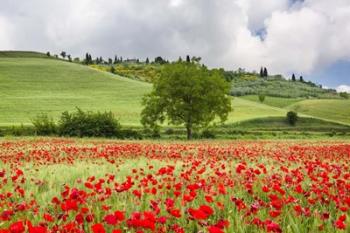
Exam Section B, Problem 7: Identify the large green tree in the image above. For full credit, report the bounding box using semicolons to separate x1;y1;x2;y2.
141;62;232;139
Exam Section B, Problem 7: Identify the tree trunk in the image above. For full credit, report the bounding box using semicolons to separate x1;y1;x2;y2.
186;125;192;140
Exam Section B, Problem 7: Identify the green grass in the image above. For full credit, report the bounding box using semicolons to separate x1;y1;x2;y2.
288;99;350;125
1;51;349;131
0;51;51;58
232;116;350;132
0;52;292;127
0;56;151;126
226;98;288;123
240;95;303;108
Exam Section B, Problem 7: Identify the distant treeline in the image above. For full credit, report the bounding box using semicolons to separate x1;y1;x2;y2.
46;50;343;99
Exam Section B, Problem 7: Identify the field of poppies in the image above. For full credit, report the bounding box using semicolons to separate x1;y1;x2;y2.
0;139;349;233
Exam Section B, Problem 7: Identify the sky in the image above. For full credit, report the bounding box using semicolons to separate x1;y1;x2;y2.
0;0;349;92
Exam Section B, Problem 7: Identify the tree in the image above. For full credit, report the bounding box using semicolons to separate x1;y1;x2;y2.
85;53;92;65
263;67;268;77
292;73;296;81
260;67;264;77
141;62;232;139
60;51;66;59
110;66;116;74
286;111;298;126
146;57;149;64
340;92;349;99
258;94;266;103
67;54;72;62
186;55;191;63
299;76;304;82
46;51;51;57
114;55;118;64
154;56;166;64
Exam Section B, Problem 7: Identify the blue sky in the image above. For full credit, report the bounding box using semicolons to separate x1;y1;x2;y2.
309;61;350;88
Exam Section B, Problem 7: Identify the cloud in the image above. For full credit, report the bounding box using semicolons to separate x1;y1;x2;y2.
0;16;13;50
0;0;349;85
337;85;350;93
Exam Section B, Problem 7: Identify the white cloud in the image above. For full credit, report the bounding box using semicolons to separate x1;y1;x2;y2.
0;16;13;50
337;85;350;93
0;0;350;85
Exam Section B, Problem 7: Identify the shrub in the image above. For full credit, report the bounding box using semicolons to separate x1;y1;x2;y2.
120;129;143;139
258;94;266;103
340;92;349;99
286;111;298;126
32;113;57;135
164;128;175;135
201;129;216;139
58;108;121;137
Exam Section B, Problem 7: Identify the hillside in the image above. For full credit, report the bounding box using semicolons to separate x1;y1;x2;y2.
228;73;338;98
0;54;151;126
0;51;296;127
287;99;350;125
0;51;349;132
0;51;52;58
92;63;339;99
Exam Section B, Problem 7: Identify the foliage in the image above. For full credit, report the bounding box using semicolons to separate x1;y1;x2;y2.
200;129;216;139
58;108;121;137
230;74;338;98
286;111;298;126
31;113;57;135
258;94;266;103
141;62;232;139
340;92;349;99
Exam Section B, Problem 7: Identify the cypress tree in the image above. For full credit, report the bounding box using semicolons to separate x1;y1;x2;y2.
260;67;264;77
263;67;268;77
292;74;296;81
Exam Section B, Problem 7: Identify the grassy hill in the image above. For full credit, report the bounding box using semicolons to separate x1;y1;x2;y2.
0;54;150;126
232;116;350;132
229;73;338;98
287;99;350;125
0;51;349;134
0;51;293;127
0;51;52;58
240;95;303;108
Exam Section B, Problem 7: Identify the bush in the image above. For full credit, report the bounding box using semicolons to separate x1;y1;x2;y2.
32;113;57;135
58;108;121;137
201;129;216;139
286;111;298;126
164;128;175;135
340;92;349;99
258;94;266;103
120;129;143;139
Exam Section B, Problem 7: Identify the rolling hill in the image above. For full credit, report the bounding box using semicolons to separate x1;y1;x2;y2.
287;99;350;125
0;52;150;126
0;51;349;132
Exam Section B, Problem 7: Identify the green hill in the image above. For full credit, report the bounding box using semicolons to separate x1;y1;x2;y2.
228;73;338;98
227;98;287;122
240;95;303;108
0;51;293;127
0;51;349;131
232;116;350;132
0;51;51;58
287;99;350;125
0;53;151;126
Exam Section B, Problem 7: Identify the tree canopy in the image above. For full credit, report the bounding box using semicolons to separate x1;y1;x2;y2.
141;62;232;139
